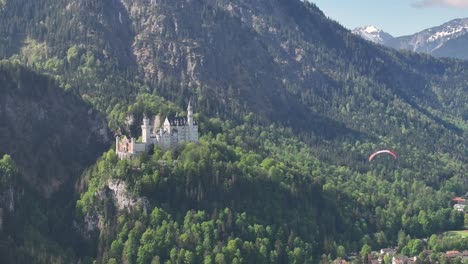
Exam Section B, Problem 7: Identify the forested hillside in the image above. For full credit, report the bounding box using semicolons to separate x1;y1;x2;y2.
76;117;466;263
0;0;466;263
0;63;109;262
0;62;109;195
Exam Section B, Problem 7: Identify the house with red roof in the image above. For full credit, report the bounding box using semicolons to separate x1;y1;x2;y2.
452;197;467;205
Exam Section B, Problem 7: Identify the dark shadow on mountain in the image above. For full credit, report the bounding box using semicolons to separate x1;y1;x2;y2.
0;63;110;195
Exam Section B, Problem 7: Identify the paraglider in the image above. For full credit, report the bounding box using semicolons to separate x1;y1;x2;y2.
368;150;397;161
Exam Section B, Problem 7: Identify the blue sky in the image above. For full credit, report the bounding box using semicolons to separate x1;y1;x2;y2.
310;0;468;36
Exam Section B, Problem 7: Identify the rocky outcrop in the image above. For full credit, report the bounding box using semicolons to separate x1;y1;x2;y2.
105;180;148;211
82;179;148;234
116;0;317;124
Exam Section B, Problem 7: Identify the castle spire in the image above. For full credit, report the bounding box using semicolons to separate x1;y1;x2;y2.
187;100;193;126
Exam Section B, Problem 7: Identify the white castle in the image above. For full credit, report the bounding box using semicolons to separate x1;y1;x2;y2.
116;101;199;159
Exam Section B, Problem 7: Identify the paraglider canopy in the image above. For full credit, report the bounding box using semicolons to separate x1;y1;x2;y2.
368;150;397;161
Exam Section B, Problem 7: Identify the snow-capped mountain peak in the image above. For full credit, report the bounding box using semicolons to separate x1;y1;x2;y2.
426;18;468;42
391;17;468;55
363;25;380;34
352;25;394;44
352;18;468;59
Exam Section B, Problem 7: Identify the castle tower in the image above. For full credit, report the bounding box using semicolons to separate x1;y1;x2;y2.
115;136;119;153
153;115;161;129
186;100;198;142
187;100;193;126
141;115;151;143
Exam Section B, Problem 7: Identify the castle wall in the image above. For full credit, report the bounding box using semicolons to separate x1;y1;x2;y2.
134;143;146;152
117;152;136;159
160;133;172;149
170;131;178;147
185;125;198;142
177;126;188;143
116;137;134;153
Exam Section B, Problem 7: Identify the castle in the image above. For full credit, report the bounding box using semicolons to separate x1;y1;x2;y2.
116;102;199;159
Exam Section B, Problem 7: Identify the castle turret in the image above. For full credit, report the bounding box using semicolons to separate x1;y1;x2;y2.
115;136;119;153
187;100;193;126
186;100;198;142
141;115;151;143
153;115;161;129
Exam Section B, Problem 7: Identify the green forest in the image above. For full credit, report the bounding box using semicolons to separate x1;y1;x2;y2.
73;115;466;263
0;0;467;263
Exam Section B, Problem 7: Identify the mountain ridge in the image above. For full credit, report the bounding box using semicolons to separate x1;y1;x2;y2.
353;17;468;59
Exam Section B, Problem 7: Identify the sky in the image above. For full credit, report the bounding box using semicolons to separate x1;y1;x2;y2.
310;0;468;36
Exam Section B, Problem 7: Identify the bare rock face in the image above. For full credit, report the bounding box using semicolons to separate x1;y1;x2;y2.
121;0;204;84
83;211;102;234
106;180;148;211
82;179;148;234
115;0;319;123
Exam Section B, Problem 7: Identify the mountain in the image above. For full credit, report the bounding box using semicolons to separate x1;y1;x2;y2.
352;25;394;44
389;18;468;59
0;62;110;262
0;0;467;263
353;18;468;59
0;62;110;195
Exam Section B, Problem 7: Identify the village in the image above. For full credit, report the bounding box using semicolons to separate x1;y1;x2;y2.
333;248;468;264
333;195;468;264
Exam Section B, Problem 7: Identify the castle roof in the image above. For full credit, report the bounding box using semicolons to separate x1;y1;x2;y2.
168;116;188;126
167;116;197;126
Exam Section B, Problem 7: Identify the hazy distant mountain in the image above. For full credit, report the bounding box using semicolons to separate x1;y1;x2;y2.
352;25;394;45
390;18;468;59
353;18;468;59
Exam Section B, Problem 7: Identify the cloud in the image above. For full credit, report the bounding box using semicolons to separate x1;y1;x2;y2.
412;0;468;8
